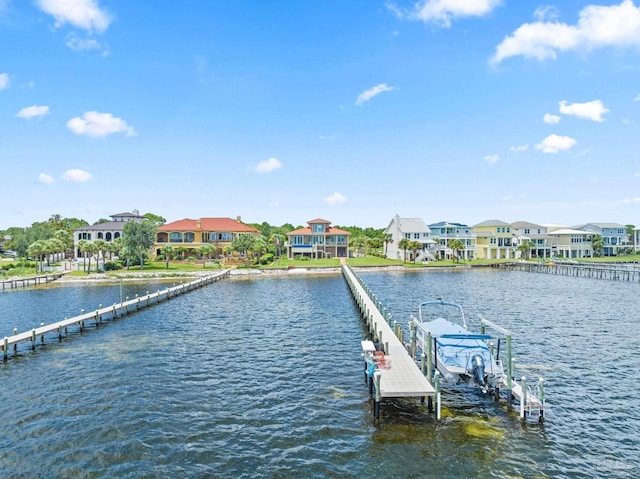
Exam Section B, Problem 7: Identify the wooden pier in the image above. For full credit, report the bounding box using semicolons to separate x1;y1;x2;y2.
2;270;230;361
1;272;67;290
499;261;640;282
342;265;436;422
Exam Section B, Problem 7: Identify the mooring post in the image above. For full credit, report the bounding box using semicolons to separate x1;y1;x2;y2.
520;376;527;420
80;309;85;332
410;322;417;360
427;333;433;381
146;292;150;306
13;328;17;352
538;377;545;421
506;334;513;407
40;323;44;343
434;371;441;420
373;371;382;423
31;329;36;350
3;337;8;361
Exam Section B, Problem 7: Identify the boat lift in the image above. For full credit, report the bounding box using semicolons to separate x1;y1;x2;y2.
408;311;545;423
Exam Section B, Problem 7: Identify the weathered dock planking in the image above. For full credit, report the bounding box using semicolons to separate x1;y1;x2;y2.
498;261;640;282
1;272;67;291
2;270;230;361
342;264;436;422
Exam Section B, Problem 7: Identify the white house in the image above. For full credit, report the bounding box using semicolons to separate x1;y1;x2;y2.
428;220;476;260
384;215;435;261
511;221;554;258
576;222;628;256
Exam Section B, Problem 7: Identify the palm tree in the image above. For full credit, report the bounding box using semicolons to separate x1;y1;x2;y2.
77;239;88;272
448;238;465;263
84;242;98;274
174;246;186;261
27;240;46;273
517;240;535;260
398;238;411;263
93;239;107;270
161;244;174;269
591;234;604;257
383;233;393;257
410;240;422;263
197;244;213;269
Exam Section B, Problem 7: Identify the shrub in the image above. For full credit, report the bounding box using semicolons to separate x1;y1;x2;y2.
104;261;122;271
185;256;197;262
259;253;274;265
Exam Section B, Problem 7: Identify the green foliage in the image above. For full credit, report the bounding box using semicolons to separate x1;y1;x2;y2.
259;253;274;265
104;261;122;271
122;220;158;269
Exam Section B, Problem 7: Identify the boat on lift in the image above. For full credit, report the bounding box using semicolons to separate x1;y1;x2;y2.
410;300;504;391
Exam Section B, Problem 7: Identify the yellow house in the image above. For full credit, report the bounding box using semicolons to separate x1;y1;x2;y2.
155;217;260;259
473;219;515;259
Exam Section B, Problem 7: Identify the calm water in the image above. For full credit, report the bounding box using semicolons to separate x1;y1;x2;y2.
0;270;638;478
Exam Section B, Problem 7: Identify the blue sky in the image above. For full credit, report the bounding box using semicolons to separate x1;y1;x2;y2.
1;0;639;230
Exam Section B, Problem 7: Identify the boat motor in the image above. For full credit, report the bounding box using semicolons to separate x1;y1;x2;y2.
470;354;486;387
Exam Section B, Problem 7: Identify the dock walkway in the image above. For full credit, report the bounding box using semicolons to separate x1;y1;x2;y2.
1;272;67;290
342;264;435;420
2;270;230;360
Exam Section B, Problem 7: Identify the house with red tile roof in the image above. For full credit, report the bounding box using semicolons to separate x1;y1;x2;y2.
155;216;260;258
286;218;350;259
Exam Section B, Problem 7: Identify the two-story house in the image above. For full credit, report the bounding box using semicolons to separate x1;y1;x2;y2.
428;220;475;260
286;218;350;259
635;226;640;252
155;217;260;258
576;223;627;256
511;221;555;258
546;226;593;258
73;210;144;258
383;215;435;261
473;220;514;259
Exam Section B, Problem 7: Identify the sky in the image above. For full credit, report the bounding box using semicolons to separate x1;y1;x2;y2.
1;0;639;230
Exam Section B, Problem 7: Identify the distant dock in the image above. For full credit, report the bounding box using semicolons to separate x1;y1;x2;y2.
2;270;230;361
498;261;640;282
1;272;67;291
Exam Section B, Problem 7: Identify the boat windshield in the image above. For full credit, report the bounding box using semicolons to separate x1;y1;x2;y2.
417;300;467;330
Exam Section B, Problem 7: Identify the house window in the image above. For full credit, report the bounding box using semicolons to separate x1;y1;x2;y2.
292;235;304;245
184;232;195;243
414;233;420;239
169;232;183;243
97;232;103;239
524;229;530;235
405;233;411;239
114;233;120;239
312;235;325;245
490;238;496;244
312;224;325;233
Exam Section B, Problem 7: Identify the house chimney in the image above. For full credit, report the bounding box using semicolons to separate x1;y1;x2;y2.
196;220;201;229
236;215;242;223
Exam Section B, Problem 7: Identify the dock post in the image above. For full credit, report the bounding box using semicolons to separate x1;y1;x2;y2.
520;376;527;420
146;292;150;306
373;371;382;423
3;337;7;361
31;329;36;350
506;334;513;407
40;323;45;343
427;333;433;381
538;377;545;422
13;328;17;351
434;371;441;421
410;323;416;360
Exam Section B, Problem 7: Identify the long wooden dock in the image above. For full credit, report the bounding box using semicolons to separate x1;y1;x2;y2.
342;264;435;421
2;270;230;361
1;272;67;290
499;260;640;282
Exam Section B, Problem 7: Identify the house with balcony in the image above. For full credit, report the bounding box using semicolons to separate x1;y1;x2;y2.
634;226;640;252
576;223;628;256
383;215;435;261
473;220;515;259
286;218;350;259
155;217;260;258
73;210;144;258
511;221;555;258
546;226;593;258
428;220;476;260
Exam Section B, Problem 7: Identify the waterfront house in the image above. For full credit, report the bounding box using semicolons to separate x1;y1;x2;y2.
73;210;144;258
383;215;435;261
511;221;554;258
635;226;640;252
155;217;260;259
286;218;350;259
428;220;476;260
575;223;628;256
545;226;593;258
473;220;515;259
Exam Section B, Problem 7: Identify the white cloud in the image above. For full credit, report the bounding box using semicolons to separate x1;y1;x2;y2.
559;99;608;121
634;93;640;101
510;144;529;152
324;192;347;205
66;33;108;55
623;197;640;203
66;111;135;138
62;168;92;182
392;0;502;28
535;134;577;153
492;0;640;64
534;5;560;22
253;157;282;173
38;173;54;184
484;154;499;164
16;105;50;119
36;0;112;33
355;83;395;106
543;113;561;124
0;72;9;90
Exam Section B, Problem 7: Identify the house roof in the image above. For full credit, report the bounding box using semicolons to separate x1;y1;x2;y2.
75;221;127;232
307;218;331;224
159;218;260;233
547;228;592;235
428;220;469;228
511;221;544;229
576;222;626;229
112;211;143;218
474;219;511;227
